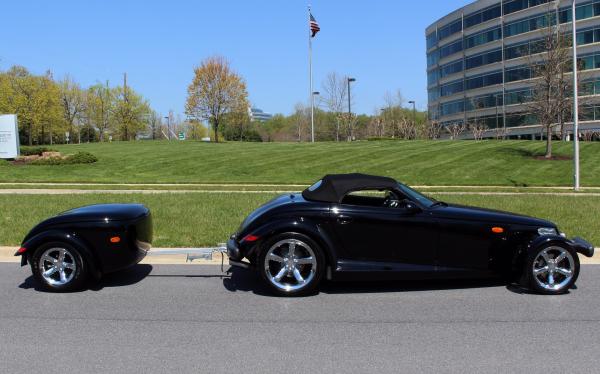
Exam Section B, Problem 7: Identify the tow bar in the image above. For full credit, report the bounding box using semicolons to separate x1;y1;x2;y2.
145;244;229;272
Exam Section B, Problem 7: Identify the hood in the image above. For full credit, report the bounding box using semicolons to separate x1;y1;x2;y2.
432;203;556;228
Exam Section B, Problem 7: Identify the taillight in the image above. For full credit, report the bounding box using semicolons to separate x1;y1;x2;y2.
17;247;27;254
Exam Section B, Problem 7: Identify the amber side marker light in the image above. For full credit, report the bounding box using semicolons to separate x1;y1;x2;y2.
110;236;121;243
491;227;505;234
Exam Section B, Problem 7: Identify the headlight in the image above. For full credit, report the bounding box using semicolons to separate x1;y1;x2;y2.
538;227;558;236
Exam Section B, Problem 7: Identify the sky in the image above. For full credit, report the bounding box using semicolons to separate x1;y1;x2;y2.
2;0;469;117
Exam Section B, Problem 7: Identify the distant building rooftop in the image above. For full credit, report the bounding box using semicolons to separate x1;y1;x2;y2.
248;107;273;122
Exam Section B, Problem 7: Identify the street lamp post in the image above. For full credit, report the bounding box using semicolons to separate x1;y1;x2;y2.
164;116;170;140
408;100;416;125
572;0;580;191
347;77;356;141
311;91;319;141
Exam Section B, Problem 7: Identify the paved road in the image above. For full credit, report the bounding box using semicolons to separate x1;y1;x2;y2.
2;263;600;373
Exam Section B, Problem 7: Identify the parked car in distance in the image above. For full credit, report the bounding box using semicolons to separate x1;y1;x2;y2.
227;173;594;296
15;204;152;292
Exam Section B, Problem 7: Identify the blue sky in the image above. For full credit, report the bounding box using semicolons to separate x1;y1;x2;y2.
2;0;468;116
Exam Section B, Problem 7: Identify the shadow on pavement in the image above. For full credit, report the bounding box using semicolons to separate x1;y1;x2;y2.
223;267;510;297
19;264;154;293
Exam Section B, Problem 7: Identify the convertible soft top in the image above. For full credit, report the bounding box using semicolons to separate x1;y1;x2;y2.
302;173;398;203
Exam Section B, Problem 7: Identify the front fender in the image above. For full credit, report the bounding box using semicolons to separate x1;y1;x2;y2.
528;235;595;258
241;218;338;266
18;229;102;278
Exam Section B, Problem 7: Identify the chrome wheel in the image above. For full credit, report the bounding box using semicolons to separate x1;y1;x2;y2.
264;239;317;292
532;246;575;292
39;247;77;286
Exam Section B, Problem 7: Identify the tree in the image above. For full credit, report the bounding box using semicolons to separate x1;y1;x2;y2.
111;78;151;141
87;81;113;142
2;66;63;145
185;56;248;143
321;72;348;141
527;10;576;158
59;75;86;143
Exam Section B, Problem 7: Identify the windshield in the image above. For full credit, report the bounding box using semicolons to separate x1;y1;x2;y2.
397;183;436;208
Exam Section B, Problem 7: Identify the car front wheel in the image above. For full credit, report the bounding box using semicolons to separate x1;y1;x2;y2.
30;242;88;292
258;233;325;296
525;244;579;295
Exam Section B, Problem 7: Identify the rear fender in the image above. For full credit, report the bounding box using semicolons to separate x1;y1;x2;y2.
243;218;338;266
18;229;102;278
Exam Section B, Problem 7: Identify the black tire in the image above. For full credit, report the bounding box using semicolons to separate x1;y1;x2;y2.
258;232;326;297
523;243;580;295
30;242;88;292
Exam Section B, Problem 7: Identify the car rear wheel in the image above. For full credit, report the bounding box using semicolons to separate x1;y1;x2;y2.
258;233;325;296
31;242;88;292
525;244;579;295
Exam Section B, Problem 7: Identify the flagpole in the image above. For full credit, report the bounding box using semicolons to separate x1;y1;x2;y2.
309;5;315;143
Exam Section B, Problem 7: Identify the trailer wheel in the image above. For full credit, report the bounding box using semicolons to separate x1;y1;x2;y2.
258;232;325;296
30;242;88;292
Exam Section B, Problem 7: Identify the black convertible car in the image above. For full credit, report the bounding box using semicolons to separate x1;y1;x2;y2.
228;174;594;296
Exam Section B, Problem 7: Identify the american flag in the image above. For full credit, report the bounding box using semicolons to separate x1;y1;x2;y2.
310;13;320;38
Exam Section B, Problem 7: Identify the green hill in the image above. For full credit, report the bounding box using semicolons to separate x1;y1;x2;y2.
2;140;599;186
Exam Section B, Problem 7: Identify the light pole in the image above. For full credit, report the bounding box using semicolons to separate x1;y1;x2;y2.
347;77;356;141
408;100;416;125
347;77;356;117
312;91;319;140
164;116;170;140
572;0;580;191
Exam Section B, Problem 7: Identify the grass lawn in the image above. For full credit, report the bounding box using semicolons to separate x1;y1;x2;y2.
1;193;598;247
2;140;600;186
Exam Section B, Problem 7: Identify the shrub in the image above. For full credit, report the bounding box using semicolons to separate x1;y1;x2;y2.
67;151;98;164
20;146;57;156
30;152;98;165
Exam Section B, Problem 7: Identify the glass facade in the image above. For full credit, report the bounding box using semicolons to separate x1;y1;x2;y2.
427;0;600;132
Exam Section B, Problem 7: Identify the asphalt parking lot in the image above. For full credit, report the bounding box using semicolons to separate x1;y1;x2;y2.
1;263;600;373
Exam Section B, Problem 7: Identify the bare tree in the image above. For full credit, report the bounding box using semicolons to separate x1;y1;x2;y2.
493;126;509;140
447;122;466;139
321;72;347;141
422;120;442;140
292;103;309;142
59;75;86;143
527;8;578;158
468;117;487;141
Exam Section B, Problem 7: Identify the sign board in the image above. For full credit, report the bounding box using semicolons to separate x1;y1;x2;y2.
201;137;211;142
0;114;20;159
178;132;185;141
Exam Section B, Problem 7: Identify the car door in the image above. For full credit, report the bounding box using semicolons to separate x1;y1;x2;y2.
330;192;437;268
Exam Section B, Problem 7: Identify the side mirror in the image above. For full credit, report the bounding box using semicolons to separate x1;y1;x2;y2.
399;200;421;214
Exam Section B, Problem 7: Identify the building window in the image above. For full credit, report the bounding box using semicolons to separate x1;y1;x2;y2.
427;51;439;67
465;27;502;49
440;80;464;97
464;4;502;29
440;60;463;78
438;19;462;41
427;32;437;50
465;49;502;69
504;13;556;38
439;40;463;59
440;99;465;116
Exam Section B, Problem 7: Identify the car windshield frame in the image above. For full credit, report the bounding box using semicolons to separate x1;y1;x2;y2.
397;183;437;208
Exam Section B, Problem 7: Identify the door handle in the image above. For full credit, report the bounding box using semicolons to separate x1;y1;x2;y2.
337;215;353;225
